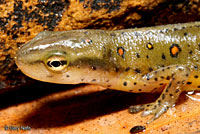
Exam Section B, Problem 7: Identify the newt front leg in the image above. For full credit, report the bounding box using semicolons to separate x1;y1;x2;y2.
129;65;190;124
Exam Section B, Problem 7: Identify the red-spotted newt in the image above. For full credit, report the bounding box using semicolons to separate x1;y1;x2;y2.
15;21;200;123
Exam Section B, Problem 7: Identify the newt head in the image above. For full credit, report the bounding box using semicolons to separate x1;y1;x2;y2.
15;30;114;84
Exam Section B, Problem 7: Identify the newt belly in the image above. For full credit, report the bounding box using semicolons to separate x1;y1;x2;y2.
15;21;200;123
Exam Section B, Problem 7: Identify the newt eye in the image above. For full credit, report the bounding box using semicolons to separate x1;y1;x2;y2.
46;56;68;72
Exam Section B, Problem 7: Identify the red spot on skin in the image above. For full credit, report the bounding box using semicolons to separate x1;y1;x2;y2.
170;44;181;58
118;48;124;56
171;46;179;55
117;47;125;58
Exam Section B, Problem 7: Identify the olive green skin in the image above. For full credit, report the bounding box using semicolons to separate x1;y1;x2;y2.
15;21;200;123
15;22;200;91
108;22;200;74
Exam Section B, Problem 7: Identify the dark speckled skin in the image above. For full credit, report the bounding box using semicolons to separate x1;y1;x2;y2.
111;23;200;74
15;21;200;123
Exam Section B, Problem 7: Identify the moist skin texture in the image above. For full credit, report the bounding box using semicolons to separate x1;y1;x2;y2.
15;21;200;123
